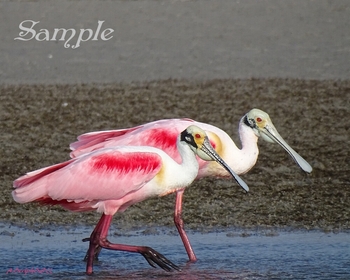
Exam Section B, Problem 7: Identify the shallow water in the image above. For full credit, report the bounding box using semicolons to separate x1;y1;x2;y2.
1;224;349;279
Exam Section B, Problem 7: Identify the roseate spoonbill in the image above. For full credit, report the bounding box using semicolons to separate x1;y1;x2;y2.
12;125;248;275
70;108;312;262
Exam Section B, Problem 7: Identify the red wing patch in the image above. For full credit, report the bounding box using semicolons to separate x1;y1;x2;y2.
144;128;178;150
91;152;162;174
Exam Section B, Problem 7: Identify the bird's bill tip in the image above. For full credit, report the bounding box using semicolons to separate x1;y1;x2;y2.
262;126;313;173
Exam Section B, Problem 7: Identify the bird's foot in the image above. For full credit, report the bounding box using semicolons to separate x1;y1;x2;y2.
84;236;181;273
138;246;181;272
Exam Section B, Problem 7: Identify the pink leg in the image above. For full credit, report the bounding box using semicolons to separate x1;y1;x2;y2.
85;213;180;275
174;189;197;262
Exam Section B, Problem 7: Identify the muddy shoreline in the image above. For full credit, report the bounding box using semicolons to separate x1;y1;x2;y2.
1;78;349;231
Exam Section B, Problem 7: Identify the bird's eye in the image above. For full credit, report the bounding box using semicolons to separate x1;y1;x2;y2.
195;133;201;139
256;117;262;122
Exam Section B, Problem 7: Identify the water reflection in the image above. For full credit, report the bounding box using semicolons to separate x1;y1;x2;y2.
1;224;349;279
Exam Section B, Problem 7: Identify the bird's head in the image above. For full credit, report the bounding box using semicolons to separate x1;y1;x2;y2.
243;108;312;173
243;108;277;143
180;125;215;161
180;125;249;192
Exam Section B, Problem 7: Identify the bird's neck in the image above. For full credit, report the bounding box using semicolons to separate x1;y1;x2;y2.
235;120;260;173
156;138;199;193
177;140;200;173
198;120;260;177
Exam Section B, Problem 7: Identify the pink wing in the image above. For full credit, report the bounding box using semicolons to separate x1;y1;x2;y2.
69;126;141;152
13;148;162;208
69;118;195;159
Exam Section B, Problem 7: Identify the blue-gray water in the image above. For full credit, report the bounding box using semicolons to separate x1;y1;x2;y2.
1;224;349;279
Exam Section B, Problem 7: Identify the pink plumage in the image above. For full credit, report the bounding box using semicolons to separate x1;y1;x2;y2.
68;110;312;265
13;148;162;214
70;119;190;162
13;125;242;275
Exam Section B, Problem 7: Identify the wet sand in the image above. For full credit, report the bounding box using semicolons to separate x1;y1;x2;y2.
1;79;349;232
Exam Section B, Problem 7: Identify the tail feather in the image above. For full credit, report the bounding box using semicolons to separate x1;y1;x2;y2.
12;159;74;203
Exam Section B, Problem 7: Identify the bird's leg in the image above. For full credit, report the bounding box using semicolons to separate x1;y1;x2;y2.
85;213;111;275
85;213;180;275
82;241;101;261
174;189;197;262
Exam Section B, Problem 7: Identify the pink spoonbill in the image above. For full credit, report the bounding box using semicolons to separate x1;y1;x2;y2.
12;125;248;275
70;108;312;262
